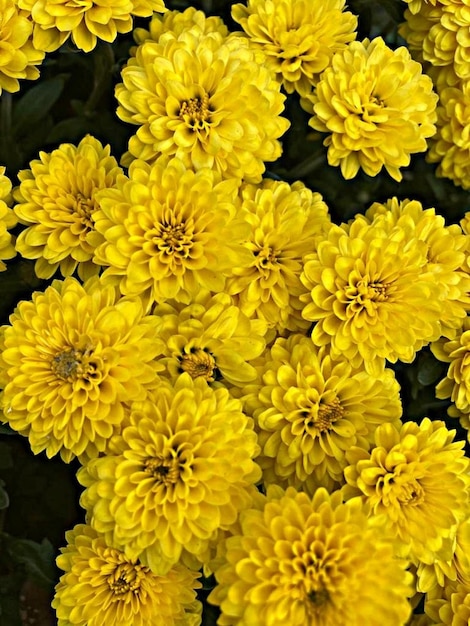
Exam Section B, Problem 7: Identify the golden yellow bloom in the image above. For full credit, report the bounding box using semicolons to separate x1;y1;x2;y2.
300;216;443;374
14;135;122;281
231;0;357;95
241;333;402;493
0;0;44;93
78;374;261;574
115;28;289;181
226;179;331;335
18;0;166;52
0;277;163;462
403;0;445;13
52;523;201;626
364;197;470;337
209;486;413;626
343;418;470;566
93;158;251;308
427;82;470;190
425;581;470;625
432;317;470;412
302;37;437;180
0;167;17;271
153;290;266;387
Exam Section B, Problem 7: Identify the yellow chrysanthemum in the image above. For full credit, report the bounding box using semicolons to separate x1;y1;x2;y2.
115;28;289;181
427;82;470;190
0;0;44;93
231;0;357;96
241;333;402;493
0;167;17;271
225;179;331;335
425;580;470;625
0;277;163;462
18;0;166;52
78;374;261;575
93;158;251;308
209;486;413;626
52;523;201;626
14;135;122;281
301;37;437;180
343;418;470;566
153;290;266;387
403;0;445;13
364;197;470;337
432;317;470;412
300;216;443;374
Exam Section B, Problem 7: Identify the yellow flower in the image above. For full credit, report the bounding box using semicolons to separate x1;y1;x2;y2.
226;179;331;335
241;333;402;493
18;0;166;52
153;290;266;387
115;28;289;181
93;158;251;308
0;277;163;462
0;0;44;93
0;167;17;271
209;486;413;626
52;523;202;626
301;216;443;374
343;418;470;566
231;0;357;96
364;197;470;338
432;317;470;412
403;0;445;13
301;37;437;180
78;374;261;574
427;82;470;190
14;135;122;281
425;581;470;625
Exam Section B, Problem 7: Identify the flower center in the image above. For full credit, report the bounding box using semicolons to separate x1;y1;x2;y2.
144;456;180;485
308;588;330;607
178;347;217;382
345;278;389;316
155;220;192;258
51;347;99;382
179;95;211;130
74;192;94;230
107;563;143;596
316;398;344;431
254;245;279;272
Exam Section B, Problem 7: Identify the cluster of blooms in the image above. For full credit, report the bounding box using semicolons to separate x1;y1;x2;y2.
1;1;470;625
400;0;470;189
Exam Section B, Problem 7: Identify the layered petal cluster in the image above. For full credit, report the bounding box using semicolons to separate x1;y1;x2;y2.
0;277;163;462
153;290;267;387
432;317;470;412
18;0;166;52
226;179;331;335
300;216;443;374
52;524;201;626
343;418;470;566
0;166;17;271
364;197;470;337
231;0;357;96
425;581;470;625
241;333;402;492
115;26;289;181
0;0;44;93
427;82;470;190
93;158;251;307
302;37;437;180
209;486;413;626
14;135;123;280
78;374;261;574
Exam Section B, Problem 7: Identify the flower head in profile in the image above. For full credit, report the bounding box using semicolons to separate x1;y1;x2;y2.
231;0;357;96
0;0;44;93
78;374;261;574
209;486;413;626
17;0;166;52
153;290;267;388
93;157;251;308
0;277;163;462
343;418;470;566
0;167;17;271
14;135;123;281
226;179;331;335
302;37;437;180
115;27;289;181
52;523;202;626
300;216;443;374
241;333;402;493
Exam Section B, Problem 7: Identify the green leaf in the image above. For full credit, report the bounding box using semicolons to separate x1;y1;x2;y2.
0;480;9;510
12;77;66;135
0;424;16;436
8;537;57;588
417;354;445;387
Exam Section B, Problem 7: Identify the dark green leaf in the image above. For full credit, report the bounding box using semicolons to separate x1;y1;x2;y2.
13;77;66;135
8;537;57;588
0;480;9;509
